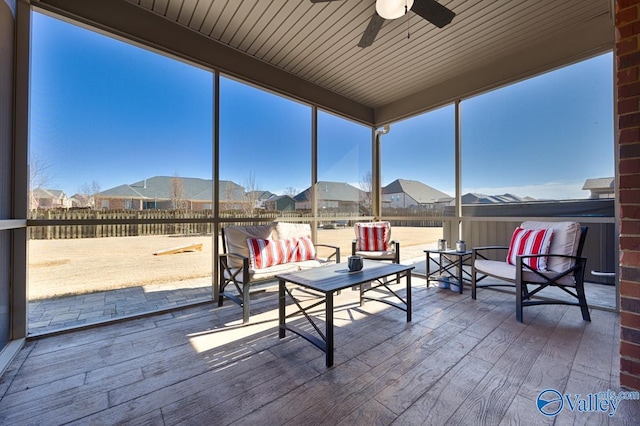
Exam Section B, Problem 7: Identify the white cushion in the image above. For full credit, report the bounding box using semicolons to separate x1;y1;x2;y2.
275;222;311;240
295;259;331;270
354;250;396;260
520;221;581;272
224;259;333;282
475;259;576;286
224;262;299;282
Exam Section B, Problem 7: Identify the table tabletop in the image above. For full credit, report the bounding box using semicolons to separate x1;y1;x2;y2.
424;249;473;256
276;260;413;293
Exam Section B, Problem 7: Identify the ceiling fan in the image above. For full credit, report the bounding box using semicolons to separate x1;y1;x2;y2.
310;0;456;48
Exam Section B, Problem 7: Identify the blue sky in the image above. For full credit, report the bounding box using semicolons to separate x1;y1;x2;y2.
30;12;613;200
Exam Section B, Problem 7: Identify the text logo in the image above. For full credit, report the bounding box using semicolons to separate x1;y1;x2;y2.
537;389;563;417
536;388;640;417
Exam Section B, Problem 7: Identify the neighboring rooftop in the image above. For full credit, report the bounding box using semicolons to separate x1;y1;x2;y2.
383;179;451;203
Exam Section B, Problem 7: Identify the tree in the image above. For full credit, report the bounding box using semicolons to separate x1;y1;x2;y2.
241;171;261;216
171;173;187;210
29;153;52;211
359;171;373;215
77;180;101;208
284;186;298;197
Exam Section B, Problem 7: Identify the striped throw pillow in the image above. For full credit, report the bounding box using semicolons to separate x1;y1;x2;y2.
291;236;316;262
247;238;290;269
506;227;554;271
355;222;390;251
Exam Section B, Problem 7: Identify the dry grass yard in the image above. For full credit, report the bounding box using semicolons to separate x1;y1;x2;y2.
27;226;443;300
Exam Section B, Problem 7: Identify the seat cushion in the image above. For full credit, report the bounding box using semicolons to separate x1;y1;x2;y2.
295;259;331;270
223;260;332;282
520;221;581;272
475;259;576;286
224;262;300;282
354;250;397;260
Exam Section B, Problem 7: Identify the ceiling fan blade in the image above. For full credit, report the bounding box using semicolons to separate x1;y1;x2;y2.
358;13;385;48
411;0;455;28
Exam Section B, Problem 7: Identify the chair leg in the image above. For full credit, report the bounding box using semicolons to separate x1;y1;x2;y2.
242;281;251;324
471;268;477;300
515;280;524;323
575;282;591;322
218;277;226;307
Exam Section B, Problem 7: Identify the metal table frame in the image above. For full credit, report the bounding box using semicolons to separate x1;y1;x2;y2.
424;249;473;294
277;260;414;367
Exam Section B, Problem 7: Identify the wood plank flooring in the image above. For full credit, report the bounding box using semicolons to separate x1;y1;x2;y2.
0;276;638;425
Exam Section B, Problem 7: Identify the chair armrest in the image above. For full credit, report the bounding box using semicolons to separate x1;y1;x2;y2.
219;252;250;271
473;245;509;252
516;254;587;281
314;243;341;263
218;252;250;287
472;246;508;262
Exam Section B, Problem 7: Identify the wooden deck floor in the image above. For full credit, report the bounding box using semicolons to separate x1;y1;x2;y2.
0;276;638;425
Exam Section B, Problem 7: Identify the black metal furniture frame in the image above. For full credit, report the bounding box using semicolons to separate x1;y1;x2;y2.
424;249;473;294
277;261;414;367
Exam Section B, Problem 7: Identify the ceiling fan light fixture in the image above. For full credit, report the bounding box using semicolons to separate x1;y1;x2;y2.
376;0;414;20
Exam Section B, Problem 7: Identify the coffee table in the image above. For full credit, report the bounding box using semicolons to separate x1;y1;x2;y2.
277;260;414;367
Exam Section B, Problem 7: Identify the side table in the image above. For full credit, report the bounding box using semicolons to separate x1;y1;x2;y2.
424;249;473;294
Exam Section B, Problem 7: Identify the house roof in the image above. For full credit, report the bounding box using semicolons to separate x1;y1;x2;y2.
36;0;614;126
383;179;451;203
582;177;614;190
265;195;295;203
294;181;365;202
33;188;66;199
462;193;525;204
247;190;276;201
98;176;243;201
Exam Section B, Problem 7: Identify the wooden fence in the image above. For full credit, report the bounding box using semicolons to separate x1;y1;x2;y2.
28;210;216;239
27;209;442;240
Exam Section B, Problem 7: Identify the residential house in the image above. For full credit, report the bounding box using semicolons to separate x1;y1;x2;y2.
97;176;243;211
246;190;276;209
69;193;94;209
294;181;366;213
382;179;452;210
30;188;71;210
264;195;296;212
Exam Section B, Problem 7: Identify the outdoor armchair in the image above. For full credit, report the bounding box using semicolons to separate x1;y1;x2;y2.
471;221;589;323
351;221;400;263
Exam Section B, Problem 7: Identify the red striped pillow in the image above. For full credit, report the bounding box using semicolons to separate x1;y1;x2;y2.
291;236;316;261
247;238;289;269
506;227;554;271
355;222;389;251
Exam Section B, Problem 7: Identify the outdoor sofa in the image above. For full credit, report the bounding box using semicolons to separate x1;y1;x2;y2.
219;222;340;323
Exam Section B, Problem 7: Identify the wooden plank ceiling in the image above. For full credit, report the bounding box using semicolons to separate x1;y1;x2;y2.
36;0;614;125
